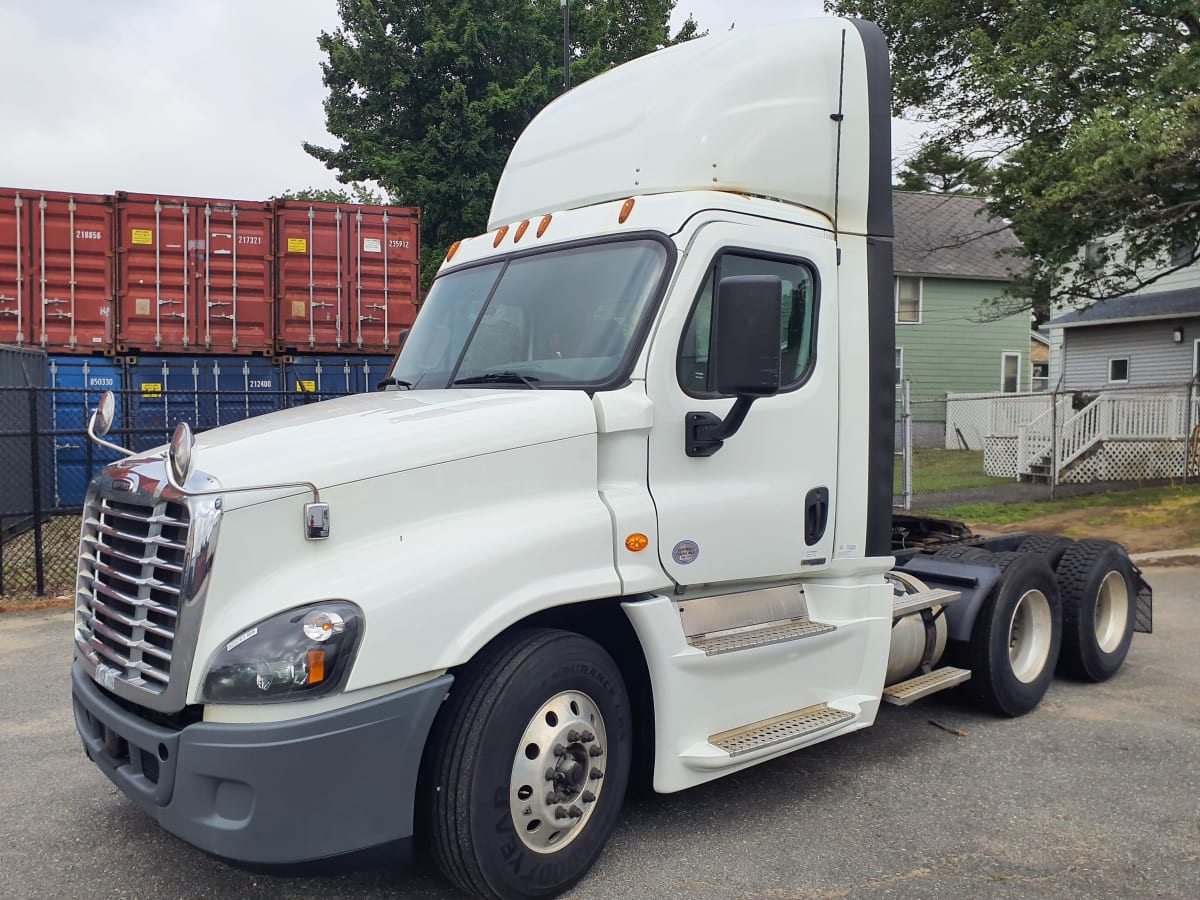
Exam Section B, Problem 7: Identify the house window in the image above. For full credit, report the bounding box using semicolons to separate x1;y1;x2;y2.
1031;362;1049;392
1085;241;1108;266
895;277;922;324
1001;352;1021;393
895;347;903;386
1108;357;1130;383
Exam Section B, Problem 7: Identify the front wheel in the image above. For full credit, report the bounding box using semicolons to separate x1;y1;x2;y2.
423;629;632;899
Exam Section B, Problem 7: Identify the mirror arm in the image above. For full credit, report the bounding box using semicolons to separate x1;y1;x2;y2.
685;396;757;458
87;411;137;458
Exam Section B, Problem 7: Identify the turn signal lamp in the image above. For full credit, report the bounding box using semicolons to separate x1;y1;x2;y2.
619;198;635;224
307;650;326;684
446;240;462;262
537;214;552;237
493;225;509;247
625;533;649;552
514;220;530;242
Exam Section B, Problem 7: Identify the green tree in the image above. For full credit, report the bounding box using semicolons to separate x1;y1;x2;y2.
828;1;1200;309
895;140;992;194
306;0;701;286
273;184;389;205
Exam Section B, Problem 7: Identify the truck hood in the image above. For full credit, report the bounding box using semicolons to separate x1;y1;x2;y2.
178;389;600;507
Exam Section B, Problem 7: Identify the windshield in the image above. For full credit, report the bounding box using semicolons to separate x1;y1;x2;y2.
387;238;670;390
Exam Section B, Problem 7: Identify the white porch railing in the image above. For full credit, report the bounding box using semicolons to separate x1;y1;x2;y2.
1057;390;1194;470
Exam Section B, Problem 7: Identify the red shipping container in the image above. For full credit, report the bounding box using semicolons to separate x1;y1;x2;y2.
0;188;115;352
114;193;274;355
274;201;419;354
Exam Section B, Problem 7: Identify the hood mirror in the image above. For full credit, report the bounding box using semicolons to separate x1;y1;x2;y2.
87;391;135;458
167;422;195;490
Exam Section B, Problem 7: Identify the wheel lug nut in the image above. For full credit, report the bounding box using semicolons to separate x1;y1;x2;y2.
580;730;595;743
588;745;603;757
554;805;570;820
546;792;560;805
553;743;566;757
568;804;583;819
590;767;603;780
567;730;581;742
581;790;596;803
544;768;556;781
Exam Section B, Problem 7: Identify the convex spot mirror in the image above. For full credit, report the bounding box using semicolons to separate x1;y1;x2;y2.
92;391;116;436
711;275;783;398
168;422;195;489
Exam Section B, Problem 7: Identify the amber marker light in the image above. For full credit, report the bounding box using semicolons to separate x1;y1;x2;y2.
514;220;530;242
307;650;326;684
445;240;462;262
537;214;552;237
493;225;509;247
619;198;636;223
625;533;649;552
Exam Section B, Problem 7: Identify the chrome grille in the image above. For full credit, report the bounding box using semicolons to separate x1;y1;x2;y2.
76;492;190;694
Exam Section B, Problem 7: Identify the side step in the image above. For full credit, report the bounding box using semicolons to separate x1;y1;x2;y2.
892;588;961;618
687;618;836;656
882;666;971;706
710;703;854;757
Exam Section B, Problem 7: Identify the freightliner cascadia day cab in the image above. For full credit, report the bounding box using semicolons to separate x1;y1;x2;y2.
72;19;1152;899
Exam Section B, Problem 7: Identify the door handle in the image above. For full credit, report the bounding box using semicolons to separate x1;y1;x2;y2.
804;487;829;546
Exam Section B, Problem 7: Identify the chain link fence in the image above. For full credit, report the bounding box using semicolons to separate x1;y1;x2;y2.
0;383;355;598
895;380;1200;511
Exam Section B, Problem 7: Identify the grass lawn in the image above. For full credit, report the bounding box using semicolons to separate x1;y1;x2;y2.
923;483;1200;553
894;449;1011;495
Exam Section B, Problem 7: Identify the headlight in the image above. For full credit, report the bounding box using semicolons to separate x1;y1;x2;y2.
200;601;363;704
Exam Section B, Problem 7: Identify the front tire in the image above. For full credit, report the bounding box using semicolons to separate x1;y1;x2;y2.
424;628;631;899
963;552;1063;717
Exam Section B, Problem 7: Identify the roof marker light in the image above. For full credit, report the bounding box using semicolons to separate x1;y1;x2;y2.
493;225;509;247
537;215;552;238
619;198;635;224
514;220;530;242
446;240;462;262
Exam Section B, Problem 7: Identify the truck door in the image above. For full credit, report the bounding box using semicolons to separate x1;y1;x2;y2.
646;222;839;585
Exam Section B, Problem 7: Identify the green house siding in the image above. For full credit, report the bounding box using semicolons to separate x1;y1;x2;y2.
895;277;1029;423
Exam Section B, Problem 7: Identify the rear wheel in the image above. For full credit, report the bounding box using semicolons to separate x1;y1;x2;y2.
1017;533;1075;568
1055;541;1137;682
424;629;632;899
962;553;1062;717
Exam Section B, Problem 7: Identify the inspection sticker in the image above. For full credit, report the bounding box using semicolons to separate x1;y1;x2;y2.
363;237;382;252
226;626;258;652
140;382;162;398
287;237;308;253
130;228;153;245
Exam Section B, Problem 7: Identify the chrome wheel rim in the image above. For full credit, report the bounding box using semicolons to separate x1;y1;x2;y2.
509;690;607;854
1008;589;1052;683
1094;571;1129;654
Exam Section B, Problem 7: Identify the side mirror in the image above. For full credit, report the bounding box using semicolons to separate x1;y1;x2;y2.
93;391;116;436
711;275;782;397
686;276;782;458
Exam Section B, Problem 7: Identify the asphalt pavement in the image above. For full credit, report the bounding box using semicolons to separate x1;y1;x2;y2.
1;566;1197;899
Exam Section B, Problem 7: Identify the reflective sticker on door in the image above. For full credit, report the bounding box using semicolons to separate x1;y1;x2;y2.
672;540;699;565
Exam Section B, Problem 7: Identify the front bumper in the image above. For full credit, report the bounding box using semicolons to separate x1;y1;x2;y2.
72;662;452;865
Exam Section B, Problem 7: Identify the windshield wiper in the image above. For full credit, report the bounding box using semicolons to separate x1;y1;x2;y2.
452;371;540;389
376;376;414;390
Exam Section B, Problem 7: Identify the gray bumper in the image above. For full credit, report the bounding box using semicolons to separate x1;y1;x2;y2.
72;662;451;864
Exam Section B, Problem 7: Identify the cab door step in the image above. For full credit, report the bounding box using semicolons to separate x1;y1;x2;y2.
892;588;960;618
686;617;836;656
710;703;854;757
882;666;971;706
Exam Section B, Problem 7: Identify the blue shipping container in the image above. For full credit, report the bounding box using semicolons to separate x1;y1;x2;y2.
46;357;125;507
280;356;374;407
209;357;284;427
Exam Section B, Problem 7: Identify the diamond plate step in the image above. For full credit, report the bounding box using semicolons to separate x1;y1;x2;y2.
687;618;836;656
882;666;971;706
710;703;854;757
892;588;961;618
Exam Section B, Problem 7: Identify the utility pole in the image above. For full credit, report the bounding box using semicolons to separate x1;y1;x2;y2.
561;0;570;91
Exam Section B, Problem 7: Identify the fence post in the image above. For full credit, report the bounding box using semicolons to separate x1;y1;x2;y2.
903;379;913;511
1049;388;1058;500
1186;380;1196;484
29;388;45;596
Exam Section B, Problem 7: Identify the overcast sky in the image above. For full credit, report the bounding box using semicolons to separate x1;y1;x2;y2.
0;0;922;201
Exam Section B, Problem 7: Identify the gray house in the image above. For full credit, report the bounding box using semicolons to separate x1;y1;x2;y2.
1049;287;1200;389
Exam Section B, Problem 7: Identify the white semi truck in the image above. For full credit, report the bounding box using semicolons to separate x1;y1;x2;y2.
72;19;1152;900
